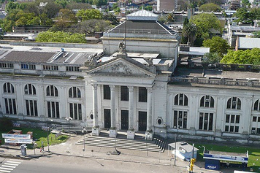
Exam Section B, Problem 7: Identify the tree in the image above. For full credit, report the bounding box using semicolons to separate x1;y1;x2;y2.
0;117;13;131
202;36;229;57
66;2;91;10
190;13;222;44
221;48;260;65
234;8;254;24
203;52;222;64
166;13;174;22
36;31;86;43
52;9;77;30
41;1;62;18
253;31;260;38
103;13;119;25
69;19;111;35
76;9;102;21
144;5;153;11
198;3;221;12
182;23;197;46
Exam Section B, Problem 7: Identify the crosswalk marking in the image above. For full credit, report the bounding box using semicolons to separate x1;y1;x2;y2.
0;159;22;173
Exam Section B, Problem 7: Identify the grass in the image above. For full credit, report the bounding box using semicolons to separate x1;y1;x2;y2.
194;143;260;172
0;127;69;149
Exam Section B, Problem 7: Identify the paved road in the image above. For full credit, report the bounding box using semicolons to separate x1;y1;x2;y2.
0;155;182;173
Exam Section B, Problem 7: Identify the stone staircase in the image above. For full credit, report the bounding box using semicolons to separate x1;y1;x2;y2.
77;131;163;152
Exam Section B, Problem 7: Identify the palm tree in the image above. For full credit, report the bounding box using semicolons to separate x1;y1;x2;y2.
182;23;197;46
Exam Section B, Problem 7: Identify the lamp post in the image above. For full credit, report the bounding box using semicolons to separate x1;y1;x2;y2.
47;119;53;152
174;125;181;166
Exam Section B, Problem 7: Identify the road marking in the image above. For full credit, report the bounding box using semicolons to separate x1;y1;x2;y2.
6;161;21;164
1;165;16;168
0;167;13;170
0;170;11;173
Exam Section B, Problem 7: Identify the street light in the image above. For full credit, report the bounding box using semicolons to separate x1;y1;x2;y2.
174;125;181;166
47;119;53;152
65;117;72;133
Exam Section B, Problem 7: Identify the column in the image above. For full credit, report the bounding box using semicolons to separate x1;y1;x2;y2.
128;86;134;130
145;87;153;140
92;84;99;135
110;85;116;128
127;86;135;139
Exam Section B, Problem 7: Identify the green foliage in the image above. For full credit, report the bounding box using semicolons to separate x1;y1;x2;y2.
234;8;254;24
252;31;260;38
190;13;222;45
202;36;229;57
69;19;111;35
76;9;102;21
242;0;250;7
203;52;222;64
53;9;77;29
103;13;119;25
144;5;153;11
166;13;174;22
182;23;197;46
221;48;260;65
36;31;86;43
6;2;22;12
158;16;167;24
198;3;221;12
0;117;13;131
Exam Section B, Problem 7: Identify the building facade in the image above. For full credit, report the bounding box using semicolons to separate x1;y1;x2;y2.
0;10;259;144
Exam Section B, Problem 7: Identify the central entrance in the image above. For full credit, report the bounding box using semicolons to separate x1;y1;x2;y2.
104;109;111;129
121;110;128;130
138;111;147;131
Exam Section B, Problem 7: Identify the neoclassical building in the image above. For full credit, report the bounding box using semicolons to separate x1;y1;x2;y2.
0;10;260;143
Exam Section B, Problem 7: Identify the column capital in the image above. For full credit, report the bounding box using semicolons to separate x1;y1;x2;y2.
146;87;152;93
92;84;98;90
109;85;115;91
128;86;134;92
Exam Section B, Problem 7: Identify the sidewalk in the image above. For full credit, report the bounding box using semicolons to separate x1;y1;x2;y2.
0;134;228;173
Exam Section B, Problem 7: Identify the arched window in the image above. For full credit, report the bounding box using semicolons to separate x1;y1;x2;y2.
200;95;214;108
24;84;36;95
69;87;81;98
254;100;260;111
174;93;188;106
227;97;241;110
3;82;14;93
46;85;58;97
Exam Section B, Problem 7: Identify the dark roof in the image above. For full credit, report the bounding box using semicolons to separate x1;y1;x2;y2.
108;20;175;35
1;51;55;63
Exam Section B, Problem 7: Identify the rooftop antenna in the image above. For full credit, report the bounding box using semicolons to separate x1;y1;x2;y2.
124;0;126;51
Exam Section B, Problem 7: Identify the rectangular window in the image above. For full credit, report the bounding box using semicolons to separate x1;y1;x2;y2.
199;112;214;131
0;63;13;69
225;114;240;133
43;65;58;71
47;101;60;119
253;116;257;122
139;87;147;102
21;63;35;70
173;110;188;129
25;99;38;116
66;66;80;72
4;98;17;115
103;85;110;100
121;86;129;101
69;103;82;120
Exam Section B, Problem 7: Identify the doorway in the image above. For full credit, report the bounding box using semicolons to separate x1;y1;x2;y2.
138;111;147;131
121;110;128;130
104;109;111;129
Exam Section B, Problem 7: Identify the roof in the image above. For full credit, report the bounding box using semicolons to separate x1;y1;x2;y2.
127;10;158;21
238;37;260;49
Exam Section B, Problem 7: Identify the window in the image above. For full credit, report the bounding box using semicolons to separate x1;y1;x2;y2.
69;103;82;120
25;100;38;116
139;87;147;102
121;86;129;101
254;100;260;111
174;93;188;106
199;112;213;131
173;110;187;129
227;97;241;110
200;95;214;108
103;85;110;100
47;101;60;118
252;115;260;134
69;87;81;98
3;82;14;93
43;65;58;71
4;98;17;114
225;114;240;133
46;85;58;97
21;63;36;70
0;63;13;69
66;66;80;72
24;84;36;95
251;127;260;134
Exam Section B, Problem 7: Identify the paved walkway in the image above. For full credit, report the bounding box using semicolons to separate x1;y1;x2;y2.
0;132;236;173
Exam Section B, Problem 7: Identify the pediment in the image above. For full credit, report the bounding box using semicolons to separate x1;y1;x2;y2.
87;58;156;78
